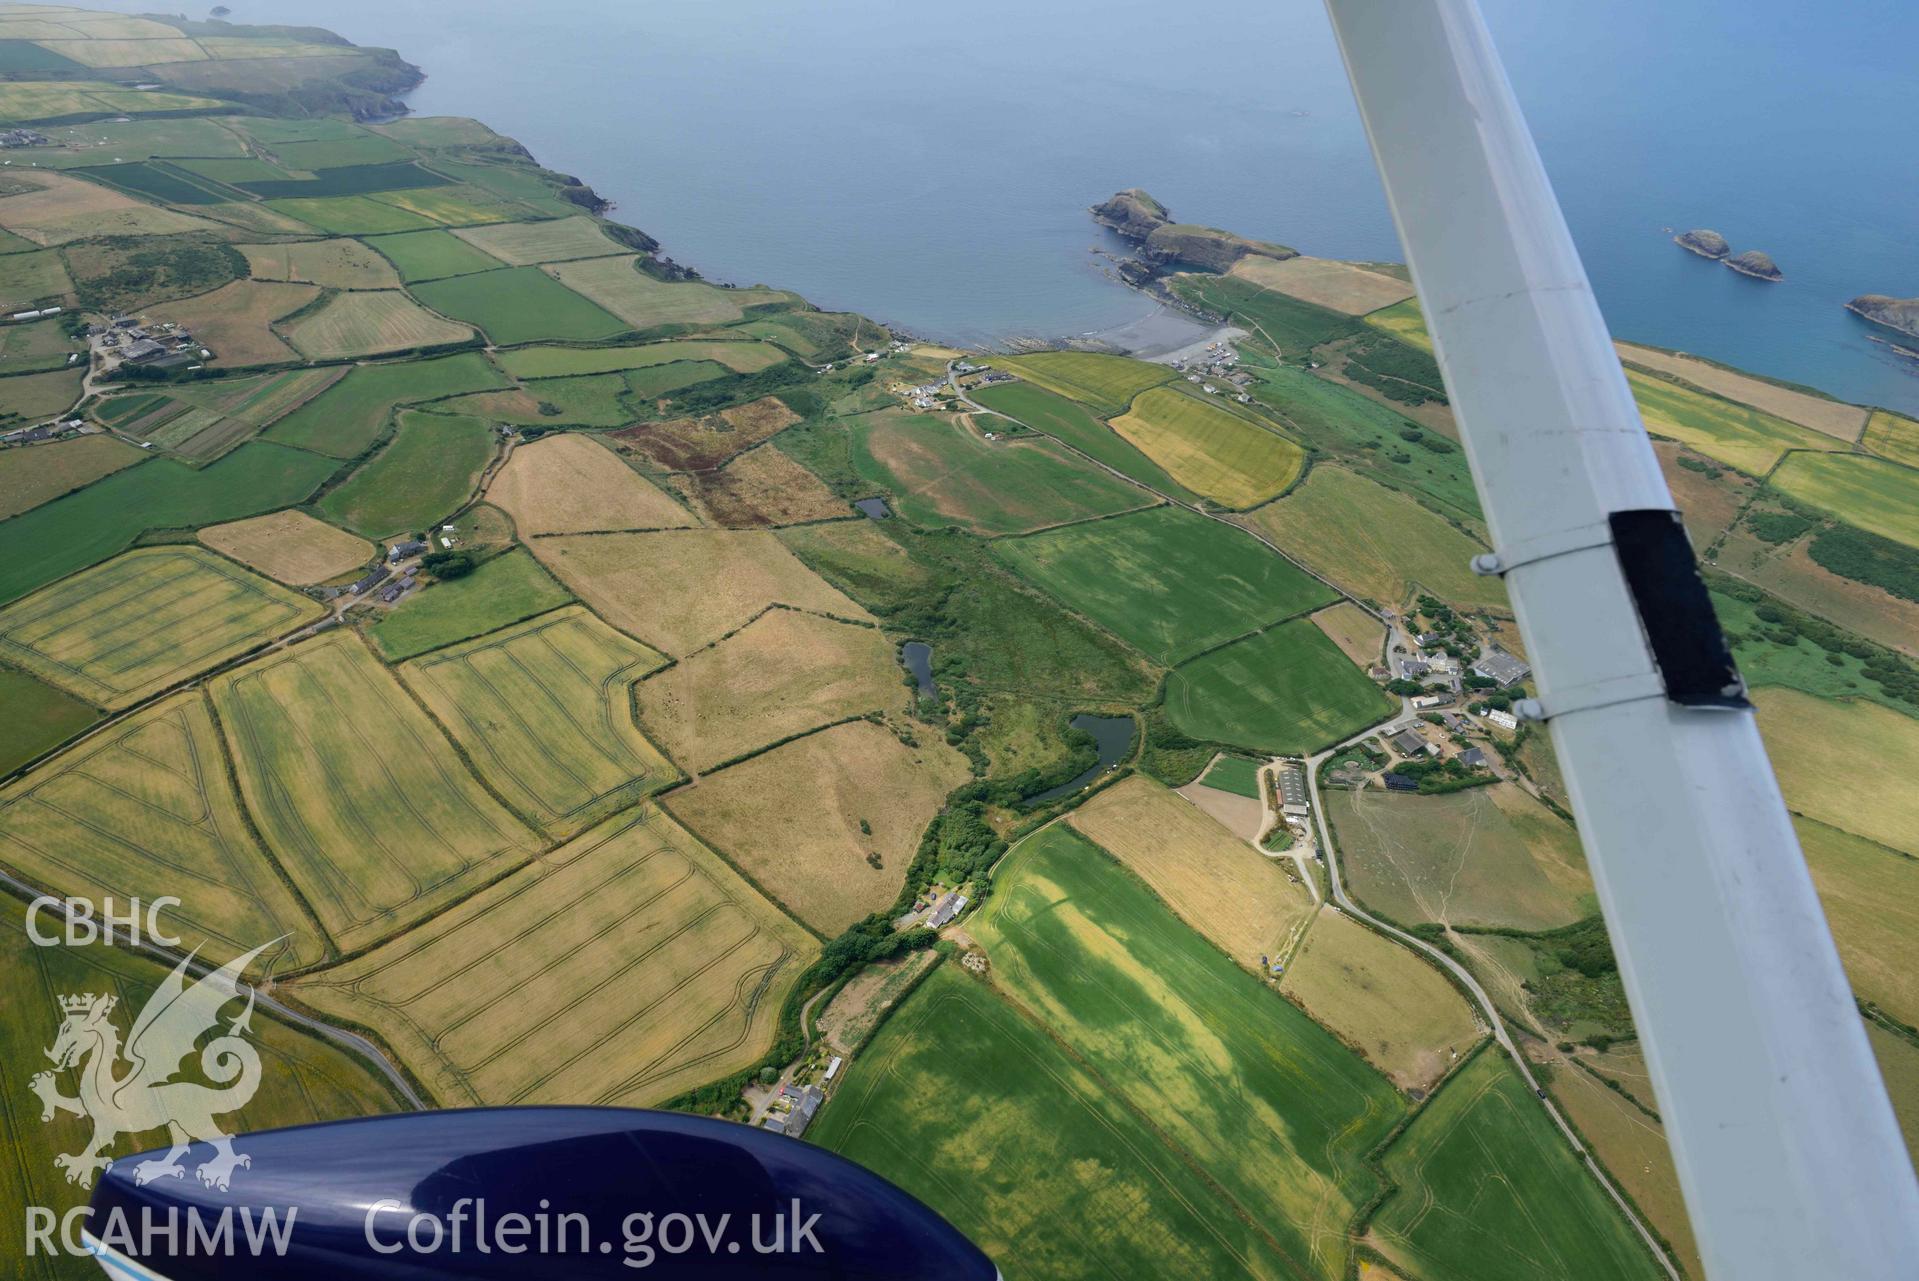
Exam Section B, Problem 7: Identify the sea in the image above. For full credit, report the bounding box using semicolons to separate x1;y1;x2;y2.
93;0;1919;412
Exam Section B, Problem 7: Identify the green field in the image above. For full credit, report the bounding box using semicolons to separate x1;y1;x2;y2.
237;160;446;200
411;265;631;344
547;255;784;331
1863;409;1919;467
1198;754;1262;798
0;662;96;776
997;351;1175;416
76;160;236;205
0;317;81;374
0;897;401;1281
969;377;1197;499
450;214;626;265
1369;1048;1663;1281
1173;274;1363;352
993;505;1334;663
1627;371;1837;475
498;340;785;379
1365;296;1432;351
0;690;327;971
0;247;73;307
211;631;538;953
1112;386;1305;509
848;411;1151;535
0;443;339;607
0;432;141;521
316;409;495;537
365;228;504;282
265;351;507;458
1164;618;1395;754
368;547;574;661
266;195;438;235
1240;465;1503;610
0;368;84;421
975;824;1403;1277
444;372;638;427
1770;451;1919;549
99;367;347;462
401;606;674;837
0;546;318;708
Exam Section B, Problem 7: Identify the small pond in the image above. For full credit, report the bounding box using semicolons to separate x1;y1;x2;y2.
854;496;892;519
900;641;935;699
1023;714;1136;808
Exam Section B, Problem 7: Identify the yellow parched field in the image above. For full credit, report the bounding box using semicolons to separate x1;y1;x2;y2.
1312;600;1387;667
634;608;900;772
401;606;675;839
290;806;817;1108
282;288;475;359
451;214;627;265
0;691;325;971
1754;688;1919;857
198;509;374;585
664;719;970;935
529;527;874;656
1112;386;1305;509
0;546;319;708
0;432;141;521
1068;775;1315;964
1617;343;1866;441
240;238;400;289
544;255;785;330
211;632;539;952
0;169;218;245
1862;409;1919;468
1231;255;1415;315
1281;907;1480;1092
1794;816;1919;1028
149;279;318;366
487;432;694;534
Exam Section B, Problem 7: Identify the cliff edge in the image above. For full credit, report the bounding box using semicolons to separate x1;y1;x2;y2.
1846;294;1919;341
1092;188;1295;278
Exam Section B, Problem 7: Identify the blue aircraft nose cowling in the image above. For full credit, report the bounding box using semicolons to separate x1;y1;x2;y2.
85;1107;997;1280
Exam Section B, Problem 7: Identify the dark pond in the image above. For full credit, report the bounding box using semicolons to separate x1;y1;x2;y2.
1023;714;1136;808
900;641;935;699
854;497;892;519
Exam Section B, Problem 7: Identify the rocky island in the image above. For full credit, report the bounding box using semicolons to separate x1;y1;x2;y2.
1092;188;1296;282
1674;228;1730;259
1725;249;1783;281
1846;294;1919;341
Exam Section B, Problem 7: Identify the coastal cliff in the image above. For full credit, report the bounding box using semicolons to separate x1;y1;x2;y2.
1846;294;1919;340
1674;229;1729;259
1092;188;1295;280
1725;249;1783;281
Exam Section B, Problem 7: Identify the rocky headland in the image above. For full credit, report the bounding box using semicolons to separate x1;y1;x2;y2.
1845;294;1919;341
1092;188;1296;282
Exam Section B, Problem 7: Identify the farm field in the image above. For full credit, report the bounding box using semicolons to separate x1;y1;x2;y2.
1626;370;1838;475
266;195;436;235
968;378;1196;499
670;442;847;526
1231;254;1414;315
1617;343;1866;440
611;395;801;471
1197;753;1261;798
1314;600;1388;666
1174;273;1361;354
0;546;318;708
663;719;969;935
0;442;338;607
102;366;348;461
290;806;815;1109
1240;465;1504;610
0;246;72;308
451;214;626;264
411;265;630;345
0;691;323;969
813;961;1311;1280
0;897;402;1281
316;409;495;538
282;288;474;359
1365;296;1431;351
0;433;140;520
486;432;692;534
1329;782;1593;930
996;351;1173;417
1862;409;1919;467
1655;440;1756;546
1769;451;1919;549
497;340;786;379
1713;516;1919;656
1753;688;1919;857
993;505;1333;664
372;183;528;227
1550;1063;1702;1280
197;509;372;585
732;309;875;362
364;228;503;282
402;607;673;838
0;168;218;244
634;609;898;772
0;315;80;374
239;237;399;288
1793;817;1919;1040
1870;1025;1919;1163
0;366;82;422
210;631;538;952
1164;618;1395;754
530;528;873;656
148;278;317;366
849;411;1152;535
1368;1049;1663;1281
546;254;783;330
1067;775;1314;963
264;350;506;457
1111;386;1305;509
973;823;1404;1280
368;546;573;661
0;664;97;776
1281;907;1480;1092
442;375;632;427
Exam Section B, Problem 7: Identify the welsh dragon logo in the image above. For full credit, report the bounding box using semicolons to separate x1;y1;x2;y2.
30;941;272;1191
